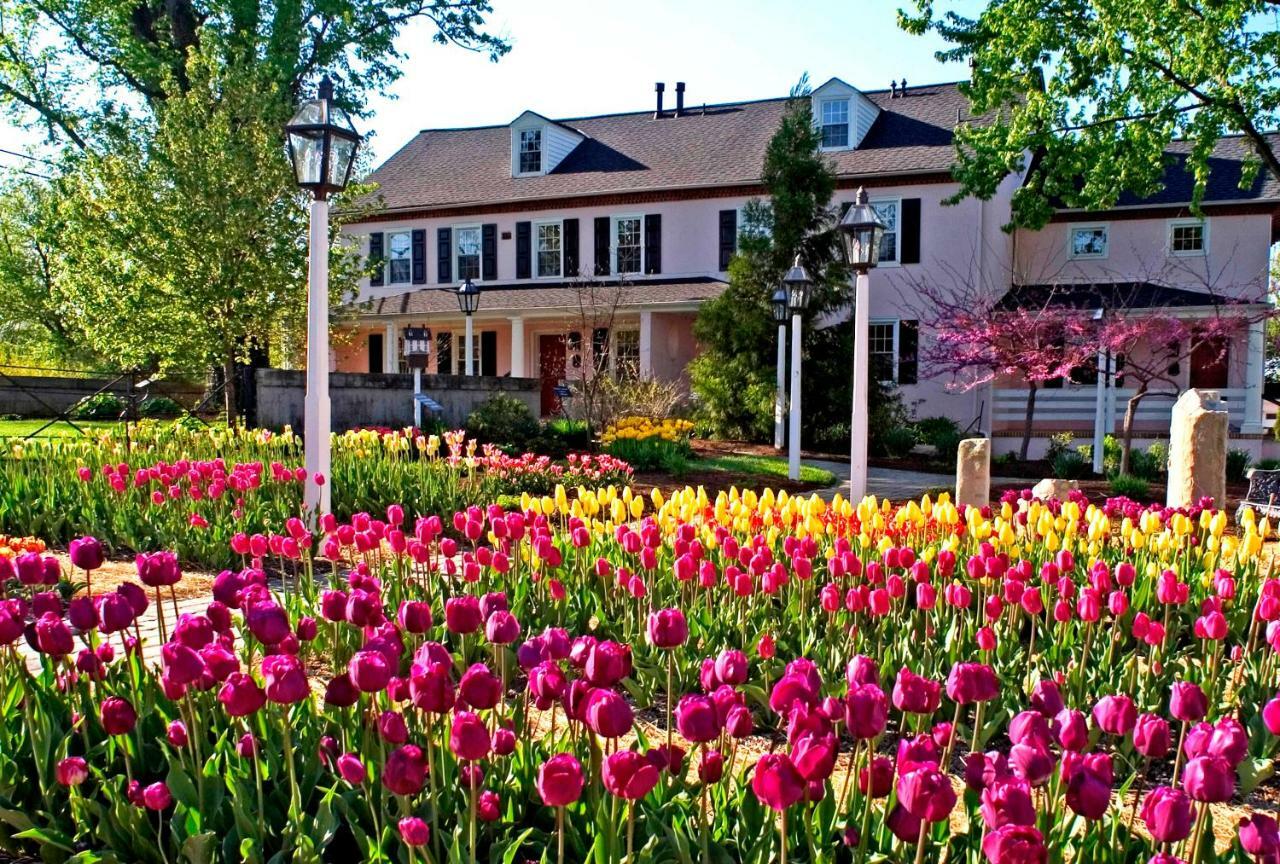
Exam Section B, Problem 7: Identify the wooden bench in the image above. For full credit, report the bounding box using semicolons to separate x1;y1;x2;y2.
1237;467;1280;521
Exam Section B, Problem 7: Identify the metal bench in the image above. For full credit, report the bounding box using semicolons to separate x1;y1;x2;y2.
1237;467;1280;521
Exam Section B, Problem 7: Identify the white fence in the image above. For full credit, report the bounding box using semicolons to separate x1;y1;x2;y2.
993;387;1254;429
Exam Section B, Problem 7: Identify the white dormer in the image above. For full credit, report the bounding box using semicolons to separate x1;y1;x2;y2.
510;111;585;177
810;78;880;152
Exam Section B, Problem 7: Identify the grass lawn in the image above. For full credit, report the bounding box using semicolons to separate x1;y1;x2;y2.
691;453;837;486
0;418;130;438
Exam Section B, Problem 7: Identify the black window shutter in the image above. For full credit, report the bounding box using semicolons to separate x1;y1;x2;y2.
898;320;919;385
644;213;661;274
436;228;452;284
368;333;383;374
900;198;921;264
480;331;498;376
563;218;579;276
593;217;610;276
436;332;452;374
839;201;853;219
369;233;385;287
515;221;532;279
481;224;497;281
411;229;426;284
718;210;737;270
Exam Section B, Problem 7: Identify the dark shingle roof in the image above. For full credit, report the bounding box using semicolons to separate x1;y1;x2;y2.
1110;136;1280;207
362;83;974;212
355;278;728;316
1000;282;1260;311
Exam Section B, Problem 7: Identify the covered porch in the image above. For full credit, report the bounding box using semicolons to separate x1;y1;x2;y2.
335;279;721;416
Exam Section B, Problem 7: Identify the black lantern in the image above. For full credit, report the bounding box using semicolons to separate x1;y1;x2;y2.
285;76;361;198
403;326;430;369
782;255;813;314
770;286;790;323
455;279;481;315
837;186;887;271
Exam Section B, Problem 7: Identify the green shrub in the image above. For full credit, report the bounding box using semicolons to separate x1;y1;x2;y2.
1108;473;1150;499
880;426;917;459
465;394;541;453
72;393;124;420
1051;450;1090;480
932;430;963;466
1045;431;1075;463
1227;449;1253;482
538;418;592;457
1079;435;1123;477
1145;441;1169;476
1255;457;1280;471
994;451;1020;468
914;416;960;447
139;396;183;418
604;437;691;471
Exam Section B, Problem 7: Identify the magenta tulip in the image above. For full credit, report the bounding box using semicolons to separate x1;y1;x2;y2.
751;753;804;811
602;750;660;800
537;753;584;807
646;608;688;649
1140;786;1194;844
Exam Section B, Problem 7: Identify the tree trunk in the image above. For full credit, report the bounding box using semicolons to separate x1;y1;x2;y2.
223;356;239;427
1119;382;1148;477
1019;381;1038;461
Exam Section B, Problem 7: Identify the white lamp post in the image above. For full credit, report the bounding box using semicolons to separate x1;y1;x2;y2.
771;286;789;451
455;279;481;375
404;326;430;428
783;256;813;482
836;187;887;503
285;75;360;516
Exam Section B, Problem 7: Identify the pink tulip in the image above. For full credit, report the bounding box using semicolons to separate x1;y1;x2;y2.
602;750;660;800
898;766;956;822
982;825;1047;863
1182;755;1235;803
646;608;688;648
398;817;430;847
751;753;804;811
537;753;584;807
1140;786;1194;844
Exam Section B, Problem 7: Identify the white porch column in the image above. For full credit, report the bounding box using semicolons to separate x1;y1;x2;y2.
383;322;397;373
1105;353;1118;439
1091;350;1108;475
639;311;654;378
1243;317;1267;435
509;317;526;377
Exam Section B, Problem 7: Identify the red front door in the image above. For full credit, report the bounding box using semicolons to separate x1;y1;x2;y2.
1190;337;1229;389
539;335;567;416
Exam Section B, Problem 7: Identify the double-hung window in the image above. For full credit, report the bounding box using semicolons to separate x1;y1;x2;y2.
870;199;899;264
518;129;542;174
614;329;640;379
614;216;642;275
820;99;850;149
868;322;897;383
455;226;482;281
536;221;562;278
386;231;412;284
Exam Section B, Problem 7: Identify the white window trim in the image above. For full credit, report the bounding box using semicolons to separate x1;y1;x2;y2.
611;214;645;276
869;197;901;268
448;329;483;375
818;97;852;152
453;223;483;282
513;125;545;177
612;327;641;377
533;219;564;279
1167;218;1208;258
1067;223;1110;260
869;318;899;384
384;229;413;285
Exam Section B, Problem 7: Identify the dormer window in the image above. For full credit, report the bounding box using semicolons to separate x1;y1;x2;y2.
518;128;542;174
820;99;850;149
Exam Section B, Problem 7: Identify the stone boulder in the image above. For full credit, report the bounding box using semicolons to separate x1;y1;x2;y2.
1031;478;1079;501
955;438;990;509
1166;389;1228;509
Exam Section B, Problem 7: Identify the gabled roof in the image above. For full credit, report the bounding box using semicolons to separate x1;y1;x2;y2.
509;109;586;140
361;81;975;213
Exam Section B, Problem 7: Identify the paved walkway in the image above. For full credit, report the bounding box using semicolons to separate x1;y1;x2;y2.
806;458;1025;503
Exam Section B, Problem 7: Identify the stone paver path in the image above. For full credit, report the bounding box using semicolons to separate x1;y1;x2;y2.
805;458;1025;503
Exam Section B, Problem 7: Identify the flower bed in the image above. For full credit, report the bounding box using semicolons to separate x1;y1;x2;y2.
0;422;627;569
1;486;1279;864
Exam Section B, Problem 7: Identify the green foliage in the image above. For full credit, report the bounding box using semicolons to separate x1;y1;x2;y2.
465;394;541;454
537;419;592;458
71;393;124;420
139;396;183;418
690;80;853;446
1255;457;1280;471
1045;432;1075;464
899;1;1280;227
878;426;918;459
914;416;961;446
603;437;691;472
1051;450;1090;480
931;430;963;466
1109;473;1151;499
1228;448;1253;483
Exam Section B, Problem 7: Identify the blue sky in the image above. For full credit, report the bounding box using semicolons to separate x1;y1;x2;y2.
0;0;974;172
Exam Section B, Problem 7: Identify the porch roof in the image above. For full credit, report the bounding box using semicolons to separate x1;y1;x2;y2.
999;281;1265;312
352;277;728;317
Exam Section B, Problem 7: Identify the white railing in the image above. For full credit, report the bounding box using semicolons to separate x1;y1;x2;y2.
993;387;1255;428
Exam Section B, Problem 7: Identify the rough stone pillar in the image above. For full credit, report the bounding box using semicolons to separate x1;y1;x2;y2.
1167;389;1229;508
956;438;991;509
